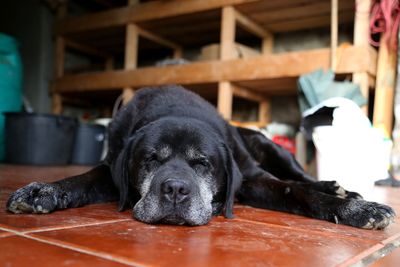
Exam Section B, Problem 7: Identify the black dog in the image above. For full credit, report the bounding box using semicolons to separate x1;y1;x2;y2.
7;85;395;229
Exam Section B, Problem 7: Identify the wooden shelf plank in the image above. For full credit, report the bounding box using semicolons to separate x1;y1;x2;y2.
231;83;268;102
52;46;376;93
234;9;271;38
137;27;181;50
56;0;259;34
246;0;354;26
56;1;356;53
65;39;112;58
57;0;355;36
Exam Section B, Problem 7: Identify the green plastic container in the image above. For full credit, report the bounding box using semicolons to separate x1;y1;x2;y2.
0;33;23;161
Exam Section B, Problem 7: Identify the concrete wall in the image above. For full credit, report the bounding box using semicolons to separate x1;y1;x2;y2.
0;0;54;113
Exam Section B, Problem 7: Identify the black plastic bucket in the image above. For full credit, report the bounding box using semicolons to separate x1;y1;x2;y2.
4;113;78;165
71;123;106;165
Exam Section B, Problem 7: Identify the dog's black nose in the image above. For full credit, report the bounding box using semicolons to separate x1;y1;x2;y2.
161;179;190;203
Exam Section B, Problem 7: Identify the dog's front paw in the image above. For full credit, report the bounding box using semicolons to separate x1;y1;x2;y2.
6;182;67;214
336;199;396;229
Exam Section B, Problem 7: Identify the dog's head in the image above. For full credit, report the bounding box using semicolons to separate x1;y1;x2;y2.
112;117;241;226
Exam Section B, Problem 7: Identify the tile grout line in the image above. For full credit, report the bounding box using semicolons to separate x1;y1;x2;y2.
233;217;380;243
337;235;400;267
0;218;131;235
336;243;385;267
21;219;132;234
0;226;148;267
378;232;400;245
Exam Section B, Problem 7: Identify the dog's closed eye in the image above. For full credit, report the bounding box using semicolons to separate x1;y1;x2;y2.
143;152;161;169
190;157;211;173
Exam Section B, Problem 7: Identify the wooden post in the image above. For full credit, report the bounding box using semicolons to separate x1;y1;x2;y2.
260;33;272;125
261;29;273;126
136;26;182;60
173;48;183;59
123;0;140;104
262;36;274;54
123;24;138;103
219;6;236;60
352;0;372;114
218;6;236;119
330;0;338;70
52;3;67;114
218;82;234;120
259;100;270;126
232;8;273;124
233;9;273;54
52;93;63;115
373;38;397;136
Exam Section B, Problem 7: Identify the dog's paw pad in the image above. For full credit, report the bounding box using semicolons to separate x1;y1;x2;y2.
6;182;64;214
338;199;396;229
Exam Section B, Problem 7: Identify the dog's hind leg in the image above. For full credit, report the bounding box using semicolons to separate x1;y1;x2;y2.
7;164;119;214
234;127;362;199
237;170;395;229
235;126;316;183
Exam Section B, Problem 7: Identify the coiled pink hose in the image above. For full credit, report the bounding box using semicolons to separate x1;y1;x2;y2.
368;0;400;48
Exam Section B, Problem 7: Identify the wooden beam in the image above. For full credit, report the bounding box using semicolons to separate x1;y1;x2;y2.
336;45;377;75
234;9;272;39
220;6;236;60
122;0;140;104
56;0;259;34
262;36;274;54
65;39;111;58
249;0;354;23
233;7;273;126
52;46;377;93
54;37;65;78
125;24;139;70
330;0;338;70
123;23;139;104
231;84;267;102
52;94;63;115
173;48;183;59
234;8;274;54
266;10;355;32
137;27;182;50
352;0;371;114
353;0;371;47
230;120;265;128
218;82;233;119
52;3;67;115
373;38;397;136
258;100;270;126
218;6;236;119
232;80;271;127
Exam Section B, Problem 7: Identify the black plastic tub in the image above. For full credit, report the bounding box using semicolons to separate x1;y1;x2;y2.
4;113;78;165
71;123;106;165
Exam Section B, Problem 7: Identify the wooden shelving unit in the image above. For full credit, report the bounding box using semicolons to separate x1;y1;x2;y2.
51;0;375;125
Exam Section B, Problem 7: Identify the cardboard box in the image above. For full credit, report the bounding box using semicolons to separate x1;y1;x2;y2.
199;43;260;61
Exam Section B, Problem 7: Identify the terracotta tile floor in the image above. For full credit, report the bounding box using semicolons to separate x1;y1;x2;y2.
0;165;399;266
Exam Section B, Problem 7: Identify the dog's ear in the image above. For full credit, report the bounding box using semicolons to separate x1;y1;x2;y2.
221;143;242;219
112;133;143;211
